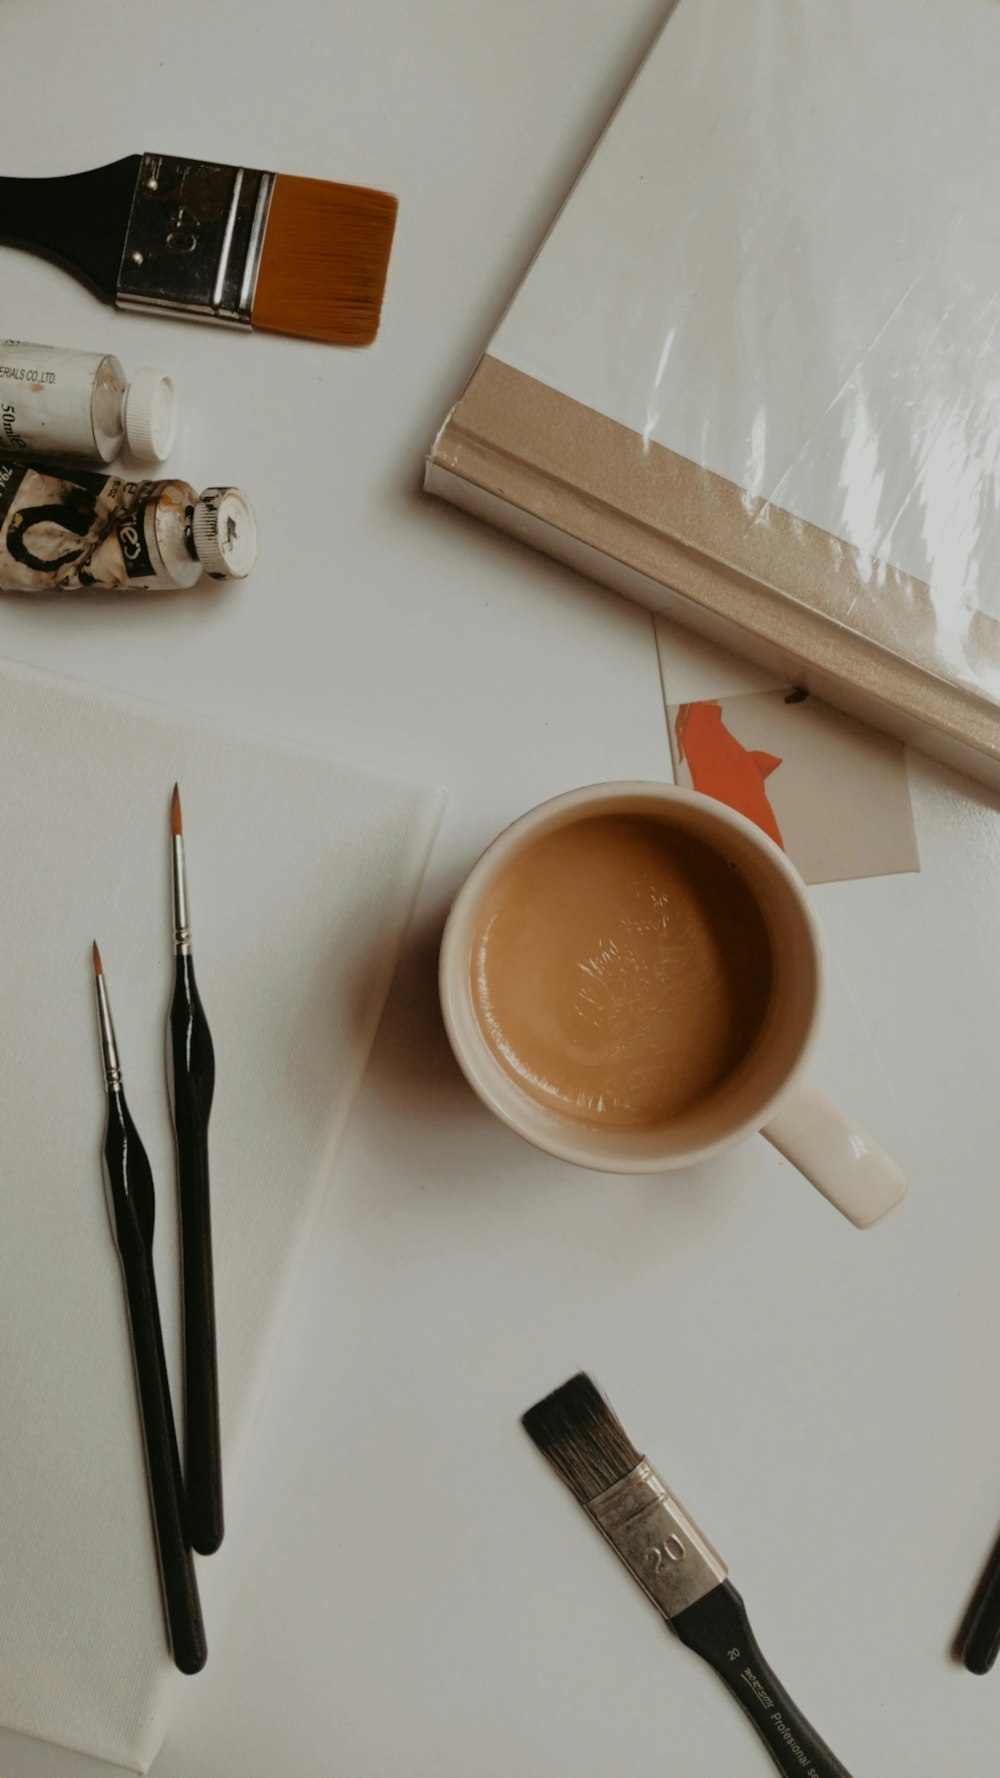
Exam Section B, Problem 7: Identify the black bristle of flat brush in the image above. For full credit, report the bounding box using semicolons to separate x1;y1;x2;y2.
521;1373;641;1504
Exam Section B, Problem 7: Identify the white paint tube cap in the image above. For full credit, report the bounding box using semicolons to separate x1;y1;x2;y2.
122;368;178;462
191;487;258;580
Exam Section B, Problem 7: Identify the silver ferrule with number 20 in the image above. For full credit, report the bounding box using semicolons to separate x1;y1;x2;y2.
587;1461;727;1620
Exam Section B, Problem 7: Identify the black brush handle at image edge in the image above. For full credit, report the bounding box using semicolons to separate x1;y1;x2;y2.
959;1533;1000;1673
103;1090;206;1674
169;951;223;1557
672;1580;852;1778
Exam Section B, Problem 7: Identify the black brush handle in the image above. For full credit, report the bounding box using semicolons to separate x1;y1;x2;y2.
0;156;140;298
170;955;223;1557
672;1582;852;1778
960;1540;1000;1673
119;1221;208;1675
175;1116;223;1555
105;1093;207;1675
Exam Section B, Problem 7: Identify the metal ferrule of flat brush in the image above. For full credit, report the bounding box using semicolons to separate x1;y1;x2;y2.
117;154;274;327
587;1460;727;1621
172;834;191;955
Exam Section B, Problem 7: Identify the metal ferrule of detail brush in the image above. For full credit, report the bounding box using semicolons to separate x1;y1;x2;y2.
92;944;207;1676
0;152;397;345
168;786;223;1558
522;1374;854;1778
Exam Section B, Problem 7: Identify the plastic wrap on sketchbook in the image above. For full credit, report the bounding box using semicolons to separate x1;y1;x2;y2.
426;0;1000;787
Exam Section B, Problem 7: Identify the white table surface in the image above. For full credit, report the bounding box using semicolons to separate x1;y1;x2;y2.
3;4;1000;1775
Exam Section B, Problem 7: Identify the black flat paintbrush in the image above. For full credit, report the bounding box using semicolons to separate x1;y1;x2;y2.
522;1373;853;1778
92;943;207;1675
0;153;397;346
168;786;223;1558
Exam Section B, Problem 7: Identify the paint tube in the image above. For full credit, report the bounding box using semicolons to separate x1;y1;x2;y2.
0;462;256;593
0;341;176;463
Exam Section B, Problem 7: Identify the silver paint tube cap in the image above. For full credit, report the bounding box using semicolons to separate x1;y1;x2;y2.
191;486;258;579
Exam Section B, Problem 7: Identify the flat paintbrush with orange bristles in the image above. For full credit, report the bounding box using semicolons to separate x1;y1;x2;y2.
0;152;397;346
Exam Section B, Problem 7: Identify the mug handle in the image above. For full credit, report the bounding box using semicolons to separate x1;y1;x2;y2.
762;1083;906;1228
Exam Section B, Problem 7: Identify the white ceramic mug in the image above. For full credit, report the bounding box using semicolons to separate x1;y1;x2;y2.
439;782;905;1227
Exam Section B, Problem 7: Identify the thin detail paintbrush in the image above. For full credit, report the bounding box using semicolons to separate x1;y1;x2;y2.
0;153;397;346
92;943;207;1675
168;786;223;1557
522;1373;853;1778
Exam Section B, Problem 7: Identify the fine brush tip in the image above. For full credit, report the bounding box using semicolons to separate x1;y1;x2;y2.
92;941;103;977
171;783;183;837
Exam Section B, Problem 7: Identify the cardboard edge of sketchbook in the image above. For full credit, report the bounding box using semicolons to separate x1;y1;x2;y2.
426;354;1000;794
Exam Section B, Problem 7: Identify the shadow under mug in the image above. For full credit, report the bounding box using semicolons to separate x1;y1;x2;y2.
439;782;905;1228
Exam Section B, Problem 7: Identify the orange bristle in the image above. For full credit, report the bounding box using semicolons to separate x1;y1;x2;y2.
252;174;398;347
92;941;103;977
171;783;183;837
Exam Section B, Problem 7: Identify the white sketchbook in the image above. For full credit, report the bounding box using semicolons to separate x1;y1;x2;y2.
0;656;443;1771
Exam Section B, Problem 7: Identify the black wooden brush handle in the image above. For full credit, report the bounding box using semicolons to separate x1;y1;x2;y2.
118;1216;207;1675
170;953;223;1556
104;1089;206;1674
0;156;140;298
175;1115;223;1555
672;1582;852;1778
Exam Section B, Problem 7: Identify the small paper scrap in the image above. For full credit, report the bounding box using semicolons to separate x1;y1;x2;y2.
668;689;919;885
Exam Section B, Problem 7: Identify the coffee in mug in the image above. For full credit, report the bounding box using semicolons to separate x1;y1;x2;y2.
471;814;773;1128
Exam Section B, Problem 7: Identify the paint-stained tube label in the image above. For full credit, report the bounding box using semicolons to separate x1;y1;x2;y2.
0;465;157;591
0;461;28;526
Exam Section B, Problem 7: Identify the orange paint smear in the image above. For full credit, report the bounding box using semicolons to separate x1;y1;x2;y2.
675;701;784;849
